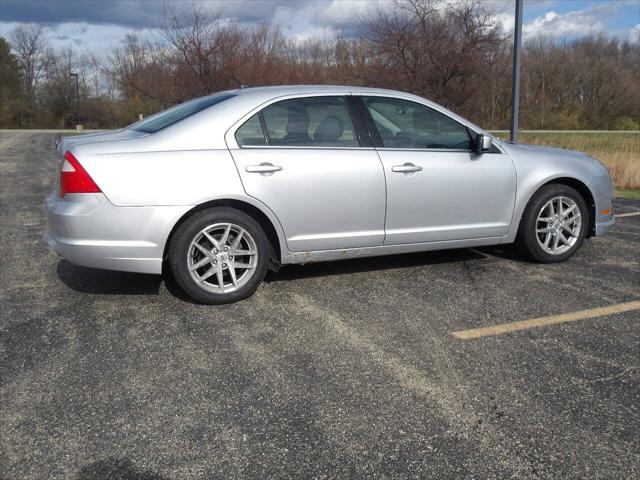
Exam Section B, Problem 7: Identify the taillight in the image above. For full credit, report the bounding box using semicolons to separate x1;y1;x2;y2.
59;151;101;197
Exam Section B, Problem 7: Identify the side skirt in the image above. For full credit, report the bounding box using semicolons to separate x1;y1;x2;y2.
280;236;506;265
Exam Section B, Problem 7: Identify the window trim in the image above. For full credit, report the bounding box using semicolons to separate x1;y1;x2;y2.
230;94;366;150
258;111;271;146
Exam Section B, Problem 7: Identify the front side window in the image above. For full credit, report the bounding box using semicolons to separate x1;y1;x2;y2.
362;96;471;150
259;96;359;147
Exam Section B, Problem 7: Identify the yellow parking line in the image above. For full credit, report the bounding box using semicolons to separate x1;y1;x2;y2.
616;212;640;218
452;301;640;340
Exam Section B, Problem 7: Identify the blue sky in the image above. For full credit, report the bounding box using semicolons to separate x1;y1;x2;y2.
518;0;639;41
0;0;638;57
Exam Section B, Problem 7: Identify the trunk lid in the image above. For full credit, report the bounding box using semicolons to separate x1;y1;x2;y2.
56;128;148;155
54;128;148;197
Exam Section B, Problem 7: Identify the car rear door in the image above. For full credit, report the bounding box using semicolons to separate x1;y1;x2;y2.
354;95;516;245
227;94;386;252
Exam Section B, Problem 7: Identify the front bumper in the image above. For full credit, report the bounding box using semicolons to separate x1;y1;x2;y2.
44;193;191;274
589;174;615;237
595;217;616;236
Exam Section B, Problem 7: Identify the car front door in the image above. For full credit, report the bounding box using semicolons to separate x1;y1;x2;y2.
356;95;516;245
227;95;386;252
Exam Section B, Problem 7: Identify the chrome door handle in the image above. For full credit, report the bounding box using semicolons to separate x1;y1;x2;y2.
391;163;423;173
245;163;283;174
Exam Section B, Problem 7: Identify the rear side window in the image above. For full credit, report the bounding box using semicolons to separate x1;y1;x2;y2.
259;96;359;147
235;114;267;146
362;96;471;150
130;93;236;134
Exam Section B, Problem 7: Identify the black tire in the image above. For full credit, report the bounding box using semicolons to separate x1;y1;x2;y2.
515;184;589;263
168;207;270;304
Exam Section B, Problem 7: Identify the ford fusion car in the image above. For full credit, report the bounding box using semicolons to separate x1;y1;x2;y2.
44;85;615;304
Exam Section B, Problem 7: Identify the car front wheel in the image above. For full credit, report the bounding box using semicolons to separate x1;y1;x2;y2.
169;207;269;304
516;184;589;263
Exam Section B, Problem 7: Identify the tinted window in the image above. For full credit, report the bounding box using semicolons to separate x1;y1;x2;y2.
362;96;471;150
261;96;359;147
131;93;236;134
236;114;266;146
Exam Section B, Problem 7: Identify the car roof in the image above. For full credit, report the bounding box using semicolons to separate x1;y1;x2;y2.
235;84;406;95
225;84;424;103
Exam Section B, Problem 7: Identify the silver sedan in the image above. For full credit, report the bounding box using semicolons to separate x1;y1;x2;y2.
44;86;615;303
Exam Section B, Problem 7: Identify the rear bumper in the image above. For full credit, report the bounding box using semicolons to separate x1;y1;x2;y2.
44;193;191;274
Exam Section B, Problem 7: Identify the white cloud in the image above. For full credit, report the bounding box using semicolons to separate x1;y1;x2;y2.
291;26;338;44
522;8;607;40
494;12;515;34
0;21;159;59
629;24;640;44
313;0;373;26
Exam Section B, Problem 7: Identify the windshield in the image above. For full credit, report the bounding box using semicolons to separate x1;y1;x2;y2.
130;93;236;133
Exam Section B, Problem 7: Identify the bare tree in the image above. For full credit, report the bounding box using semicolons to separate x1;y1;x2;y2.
0;37;22;127
362;0;504;110
40;46;76;127
9;24;51;124
161;4;229;96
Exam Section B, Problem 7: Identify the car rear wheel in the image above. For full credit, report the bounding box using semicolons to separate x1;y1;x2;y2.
516;184;588;263
169;207;269;304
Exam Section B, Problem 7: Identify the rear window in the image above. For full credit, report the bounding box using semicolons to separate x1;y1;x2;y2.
130;93;236;133
236;114;267;146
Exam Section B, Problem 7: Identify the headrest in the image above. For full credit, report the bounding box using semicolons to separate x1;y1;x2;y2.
285;107;310;136
313;115;344;142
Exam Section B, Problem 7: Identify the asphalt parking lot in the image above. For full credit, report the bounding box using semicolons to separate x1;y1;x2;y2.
1;130;639;479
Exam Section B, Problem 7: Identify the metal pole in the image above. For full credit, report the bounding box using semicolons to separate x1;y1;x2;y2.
510;0;523;143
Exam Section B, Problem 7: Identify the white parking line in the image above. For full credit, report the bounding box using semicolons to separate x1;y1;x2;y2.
452;300;640;340
616;212;640;218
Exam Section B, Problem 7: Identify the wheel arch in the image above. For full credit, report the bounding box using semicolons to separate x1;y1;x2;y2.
161;197;285;271
513;176;596;241
542;177;596;237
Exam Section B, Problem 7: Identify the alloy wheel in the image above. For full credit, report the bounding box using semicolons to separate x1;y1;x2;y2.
187;223;258;293
535;196;582;255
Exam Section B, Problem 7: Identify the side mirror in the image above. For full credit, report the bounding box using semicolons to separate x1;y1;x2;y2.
474;134;492;153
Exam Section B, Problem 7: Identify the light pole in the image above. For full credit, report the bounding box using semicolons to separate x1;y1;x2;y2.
69;72;79;126
510;0;523;143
